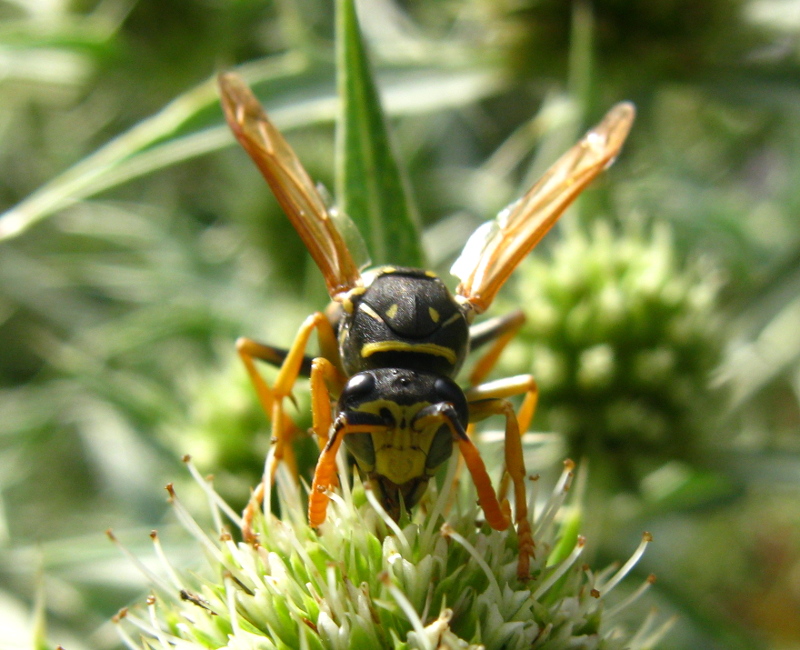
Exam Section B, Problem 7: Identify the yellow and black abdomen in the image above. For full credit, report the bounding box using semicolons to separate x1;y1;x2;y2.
338;267;470;378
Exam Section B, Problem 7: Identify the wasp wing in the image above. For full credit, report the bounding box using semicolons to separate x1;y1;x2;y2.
218;72;364;300
452;102;635;314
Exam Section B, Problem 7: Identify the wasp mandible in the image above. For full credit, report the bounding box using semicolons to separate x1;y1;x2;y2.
218;72;634;579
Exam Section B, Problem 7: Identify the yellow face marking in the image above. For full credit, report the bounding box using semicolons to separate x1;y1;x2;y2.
428;307;440;323
380;266;397;274
351;399;441;485
360;341;457;365
424;270;438;278
385;304;399;319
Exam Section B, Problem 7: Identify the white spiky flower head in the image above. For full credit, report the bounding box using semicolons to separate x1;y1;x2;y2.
112;453;671;649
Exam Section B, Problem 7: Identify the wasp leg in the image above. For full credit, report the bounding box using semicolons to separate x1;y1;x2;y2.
309;357;348;449
466;373;538;509
467;309;526;387
308;411;388;527
237;340;299;479
452;310;527;506
467;374;539;580
466;374;539;434
411;404;511;532
237;304;342;389
240;354;345;542
298;357;348;512
238;311;340;541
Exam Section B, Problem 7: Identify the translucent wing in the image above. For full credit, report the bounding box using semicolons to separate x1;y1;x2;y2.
452;102;635;314
218;72;364;300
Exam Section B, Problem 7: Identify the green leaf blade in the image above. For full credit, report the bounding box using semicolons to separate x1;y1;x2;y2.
335;0;424;268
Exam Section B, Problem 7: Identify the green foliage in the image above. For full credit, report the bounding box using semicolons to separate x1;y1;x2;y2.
336;0;423;267
0;1;798;649
505;222;727;488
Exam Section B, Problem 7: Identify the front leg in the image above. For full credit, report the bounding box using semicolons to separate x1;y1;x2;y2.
308;411;387;527
412;403;510;532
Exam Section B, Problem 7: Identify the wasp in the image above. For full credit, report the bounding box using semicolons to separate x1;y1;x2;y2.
218;72;634;578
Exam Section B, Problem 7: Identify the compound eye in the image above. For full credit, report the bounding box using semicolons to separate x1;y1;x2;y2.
433;377;463;406
339;371;376;408
433;376;468;424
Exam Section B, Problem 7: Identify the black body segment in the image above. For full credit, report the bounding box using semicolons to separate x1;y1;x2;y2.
338;367;469;518
338;267;470;377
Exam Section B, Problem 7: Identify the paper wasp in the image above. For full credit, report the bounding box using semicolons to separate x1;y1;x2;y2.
218;72;634;578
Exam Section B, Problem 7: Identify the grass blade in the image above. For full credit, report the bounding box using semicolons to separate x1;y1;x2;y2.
335;0;423;267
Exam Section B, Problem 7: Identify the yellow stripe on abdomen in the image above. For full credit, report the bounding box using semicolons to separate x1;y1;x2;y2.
360;341;457;365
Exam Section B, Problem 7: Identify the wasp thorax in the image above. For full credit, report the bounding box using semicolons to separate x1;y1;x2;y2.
338;268;470;378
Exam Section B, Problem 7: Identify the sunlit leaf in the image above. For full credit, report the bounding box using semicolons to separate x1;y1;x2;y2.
335;0;423;267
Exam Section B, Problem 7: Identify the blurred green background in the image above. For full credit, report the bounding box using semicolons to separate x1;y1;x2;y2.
1;0;799;648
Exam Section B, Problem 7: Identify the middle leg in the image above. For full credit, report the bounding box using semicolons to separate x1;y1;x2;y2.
238;311;342;540
466;373;539;579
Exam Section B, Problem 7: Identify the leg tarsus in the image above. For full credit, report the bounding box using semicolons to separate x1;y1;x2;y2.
467;388;538;580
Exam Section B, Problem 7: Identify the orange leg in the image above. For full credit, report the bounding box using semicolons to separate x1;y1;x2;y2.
456;434;512;531
468;310;526;387
237;337;302;478
453;310;527;495
305;356;348;500
466;374;539;580
309;357;347;449
237;312;340;541
466;374;539;434
412;404;511;532
462;371;538;507
308;413;387;527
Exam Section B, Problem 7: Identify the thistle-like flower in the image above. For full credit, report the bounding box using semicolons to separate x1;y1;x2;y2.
112;452;670;649
505;221;726;486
